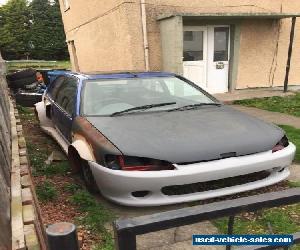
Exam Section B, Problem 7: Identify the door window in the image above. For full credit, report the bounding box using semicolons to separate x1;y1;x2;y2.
213;27;229;61
48;76;66;100
55;77;78;116
183;31;203;61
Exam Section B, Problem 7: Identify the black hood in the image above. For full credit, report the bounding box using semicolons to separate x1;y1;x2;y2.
86;106;284;164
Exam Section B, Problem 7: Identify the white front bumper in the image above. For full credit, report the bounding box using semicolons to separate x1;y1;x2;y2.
89;143;296;207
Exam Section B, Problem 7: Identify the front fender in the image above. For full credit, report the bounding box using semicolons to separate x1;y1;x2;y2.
71;117;122;165
70;136;96;162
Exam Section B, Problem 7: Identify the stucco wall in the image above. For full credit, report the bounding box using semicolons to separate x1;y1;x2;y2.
159;16;183;74
60;0;145;72
144;0;300;88
60;0;300;88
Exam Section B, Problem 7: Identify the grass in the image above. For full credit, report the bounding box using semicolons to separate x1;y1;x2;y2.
288;181;300;188
233;93;300;117
278;125;300;163
18;104;115;249
7;60;71;72
213;124;300;248
36;181;58;201
63;183;82;194
26;142;70;176
70;190;115;249
213;204;300;235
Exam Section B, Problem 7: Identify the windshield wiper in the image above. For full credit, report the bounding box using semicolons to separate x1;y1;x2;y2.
168;103;221;112
111;102;177;116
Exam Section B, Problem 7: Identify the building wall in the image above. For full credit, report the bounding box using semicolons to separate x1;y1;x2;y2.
60;0;300;88
59;0;145;72
145;0;300;88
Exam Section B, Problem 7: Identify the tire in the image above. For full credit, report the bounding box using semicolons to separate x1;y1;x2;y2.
6;68;36;81
15;92;42;107
81;159;99;193
8;75;37;89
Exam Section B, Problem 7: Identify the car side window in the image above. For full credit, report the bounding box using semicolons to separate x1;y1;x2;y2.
48;76;66;100
55;77;78;116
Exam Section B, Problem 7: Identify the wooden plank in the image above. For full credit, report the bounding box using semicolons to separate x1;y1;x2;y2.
0;57;11;250
24;224;40;250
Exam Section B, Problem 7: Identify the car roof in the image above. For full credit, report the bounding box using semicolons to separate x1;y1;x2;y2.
49;70;176;80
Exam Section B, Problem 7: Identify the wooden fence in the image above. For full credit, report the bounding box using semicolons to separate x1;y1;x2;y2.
0;52;12;249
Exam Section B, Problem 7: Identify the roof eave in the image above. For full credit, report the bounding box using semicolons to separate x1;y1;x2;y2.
157;12;300;21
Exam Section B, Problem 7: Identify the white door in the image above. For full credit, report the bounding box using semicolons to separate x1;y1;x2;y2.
182;26;208;91
183;25;230;94
207;26;230;93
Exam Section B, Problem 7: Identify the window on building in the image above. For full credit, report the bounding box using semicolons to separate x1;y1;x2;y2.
63;0;70;11
214;27;229;61
183;31;204;61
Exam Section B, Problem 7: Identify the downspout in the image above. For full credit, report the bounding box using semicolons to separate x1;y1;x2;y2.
140;0;150;71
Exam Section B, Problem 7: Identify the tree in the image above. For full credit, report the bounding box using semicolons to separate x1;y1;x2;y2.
0;0;31;60
29;0;69;60
0;0;69;60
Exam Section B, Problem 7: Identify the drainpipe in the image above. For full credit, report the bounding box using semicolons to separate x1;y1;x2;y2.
140;0;150;71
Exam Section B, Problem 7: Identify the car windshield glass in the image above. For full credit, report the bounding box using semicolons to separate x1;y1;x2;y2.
81;76;216;116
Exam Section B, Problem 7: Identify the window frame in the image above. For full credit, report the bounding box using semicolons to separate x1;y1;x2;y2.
54;76;79;117
80;75;220;117
63;0;70;11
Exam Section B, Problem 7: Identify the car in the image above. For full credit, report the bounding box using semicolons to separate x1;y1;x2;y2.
35;71;296;207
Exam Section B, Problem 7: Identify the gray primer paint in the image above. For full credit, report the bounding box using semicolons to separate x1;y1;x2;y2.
86;106;284;164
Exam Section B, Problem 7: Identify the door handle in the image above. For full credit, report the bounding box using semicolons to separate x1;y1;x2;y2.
216;62;224;69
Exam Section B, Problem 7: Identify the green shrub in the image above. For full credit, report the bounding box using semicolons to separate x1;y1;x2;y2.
36;181;57;202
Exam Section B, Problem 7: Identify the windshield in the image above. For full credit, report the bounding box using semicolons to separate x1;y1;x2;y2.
81;76;216;116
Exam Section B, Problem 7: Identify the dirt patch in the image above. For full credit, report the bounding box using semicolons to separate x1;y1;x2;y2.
19;107;101;250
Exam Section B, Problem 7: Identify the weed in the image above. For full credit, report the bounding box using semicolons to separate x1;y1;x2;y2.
92;231;114;250
36;181;58;202
27;142;70;176
43;161;70;176
17;105;31;114
70;190;115;248
63;183;82;194
70;190;98;209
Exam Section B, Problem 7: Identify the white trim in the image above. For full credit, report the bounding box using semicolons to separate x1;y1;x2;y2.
63;0;70;11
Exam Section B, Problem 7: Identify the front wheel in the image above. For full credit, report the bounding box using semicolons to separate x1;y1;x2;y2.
81;160;99;194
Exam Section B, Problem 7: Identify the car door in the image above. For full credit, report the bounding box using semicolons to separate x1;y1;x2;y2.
51;76;78;142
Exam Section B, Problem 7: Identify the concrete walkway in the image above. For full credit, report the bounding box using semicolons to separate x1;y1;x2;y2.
137;221;224;250
232;105;300;129
215;87;297;103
